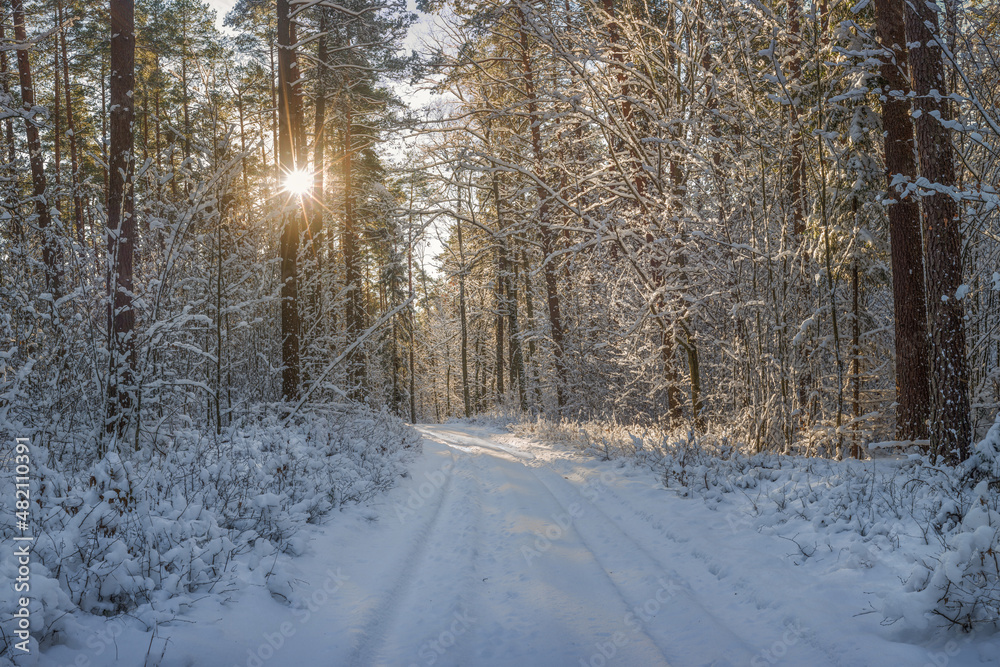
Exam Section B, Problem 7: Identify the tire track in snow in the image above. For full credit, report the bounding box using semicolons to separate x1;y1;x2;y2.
419;426;673;666
524;463;756;667
564;468;853;667
417;426;535;462
347;443;478;667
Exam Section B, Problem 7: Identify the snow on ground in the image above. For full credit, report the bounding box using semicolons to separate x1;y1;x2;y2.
21;423;1000;666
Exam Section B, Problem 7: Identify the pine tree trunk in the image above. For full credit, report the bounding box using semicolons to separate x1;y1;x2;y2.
457;187;472;418
517;9;566;409
0;21;18;246
851;253;863;458
59;0;82;243
490;132;506;402
180;19;191;164
277;0;301;401
408;182;417;423
495;244;506;401
237;89;248;193
343;106;364;398
875;0;931;442
904;0;970;461
269;39;279;175
787;0;805;237
101;60;108;195
307;12;328;337
105;0;136;441
52;12;60;189
507;250;527;412
11;0;58;293
311;11;327;247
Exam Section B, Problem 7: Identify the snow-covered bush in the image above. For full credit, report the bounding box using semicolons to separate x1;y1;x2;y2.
900;480;1000;631
511;414;664;462
0;406;419;657
889;417;1000;631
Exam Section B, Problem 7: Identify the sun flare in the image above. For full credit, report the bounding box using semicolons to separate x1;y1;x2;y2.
283;169;313;196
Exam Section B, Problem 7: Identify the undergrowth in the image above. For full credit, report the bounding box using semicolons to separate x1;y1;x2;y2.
0;405;419;657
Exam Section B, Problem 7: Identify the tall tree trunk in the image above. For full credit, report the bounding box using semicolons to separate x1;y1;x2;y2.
656;7;686;425
851;252;863;459
215;150;225;435
180;17;191;164
445;338;451;416
307;11;328;335
342;105;363;398
517;8;566;409
521;248;541;408
269;38;279;175
141;71;148;167
904;0;970;461
105;0;136;442
52;11;60;189
311;10;328;244
277;0;301;401
101;60;108;195
0;21;18;246
874;0;930;442
408;181;417;423
59;0;82;243
457;186;472;418
237;87;248;193
487;126;525;410
12;0;58;292
495;244;506;401
506;245;527;411
787;0;805;237
785;0;812;436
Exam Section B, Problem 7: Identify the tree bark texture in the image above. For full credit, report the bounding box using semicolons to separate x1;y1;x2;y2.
903;0;970;461
12;0;58;293
875;0;931;442
106;0;137;439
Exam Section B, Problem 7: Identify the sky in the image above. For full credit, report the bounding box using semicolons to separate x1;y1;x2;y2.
205;0;238;32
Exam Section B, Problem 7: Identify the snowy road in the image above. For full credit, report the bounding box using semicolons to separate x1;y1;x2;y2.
42;423;962;667
322;425;953;667
343;424;750;667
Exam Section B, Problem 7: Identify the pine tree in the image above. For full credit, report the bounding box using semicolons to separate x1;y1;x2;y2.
106;0;137;442
903;0;970;461
874;0;930;443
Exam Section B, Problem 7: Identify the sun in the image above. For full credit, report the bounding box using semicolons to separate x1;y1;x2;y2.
283;169;313;196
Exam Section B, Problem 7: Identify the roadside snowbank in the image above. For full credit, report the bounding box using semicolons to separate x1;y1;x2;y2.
0;406;418;662
510;414;1000;638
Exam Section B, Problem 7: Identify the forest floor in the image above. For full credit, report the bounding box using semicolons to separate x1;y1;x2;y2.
35;423;1000;667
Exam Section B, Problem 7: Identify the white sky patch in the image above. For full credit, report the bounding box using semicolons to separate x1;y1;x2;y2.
403;0;439;52
205;0;238;33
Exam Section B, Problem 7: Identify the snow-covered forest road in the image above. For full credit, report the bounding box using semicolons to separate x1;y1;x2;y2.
346;424;731;667
40;424;982;667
